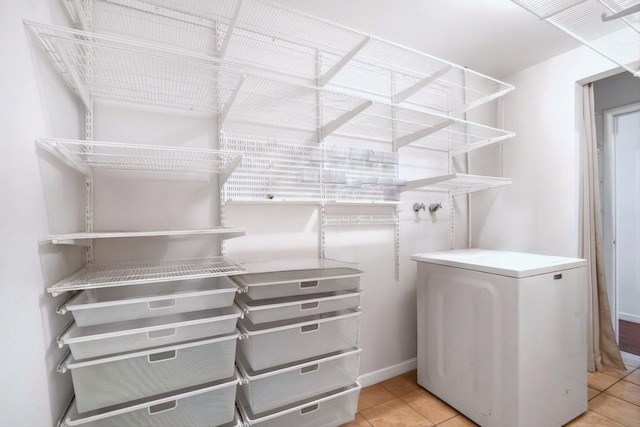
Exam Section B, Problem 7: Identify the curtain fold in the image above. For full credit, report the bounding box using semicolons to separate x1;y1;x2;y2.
580;83;626;372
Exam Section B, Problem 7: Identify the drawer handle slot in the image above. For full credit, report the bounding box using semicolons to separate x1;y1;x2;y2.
300;323;319;333
300;302;319;311
300;280;319;289
148;299;177;310
554;274;563;280
300;364;319;375
148;400;177;415
147;328;176;340
300;403;319;415
148;350;177;363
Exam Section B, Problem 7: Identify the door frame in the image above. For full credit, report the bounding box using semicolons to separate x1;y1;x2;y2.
602;101;640;342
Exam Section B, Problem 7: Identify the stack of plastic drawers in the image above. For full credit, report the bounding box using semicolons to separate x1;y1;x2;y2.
55;277;243;427
232;259;363;427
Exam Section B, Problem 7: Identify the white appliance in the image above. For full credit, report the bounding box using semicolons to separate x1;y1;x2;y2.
412;249;588;427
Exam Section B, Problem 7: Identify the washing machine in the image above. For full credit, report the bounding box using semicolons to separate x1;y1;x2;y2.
412;249;588;427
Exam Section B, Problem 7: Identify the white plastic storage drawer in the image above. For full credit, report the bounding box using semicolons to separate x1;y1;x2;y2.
235;290;361;324
58;375;239;427
237;347;361;413
237;309;361;371
60;277;238;326
60;333;238;413
233;259;362;300
238;383;361;427
59;306;241;360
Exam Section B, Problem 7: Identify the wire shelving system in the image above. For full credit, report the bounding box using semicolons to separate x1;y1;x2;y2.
26;0;517;279
37;138;247;293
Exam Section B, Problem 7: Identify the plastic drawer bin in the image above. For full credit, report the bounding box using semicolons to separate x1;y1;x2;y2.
238;383;361;427
235;290;361;324
60;277;238;326
58;375;239;427
237;347;361;413
237;309;361;371
60;333;238;413
59;306;241;360
232;259;362;300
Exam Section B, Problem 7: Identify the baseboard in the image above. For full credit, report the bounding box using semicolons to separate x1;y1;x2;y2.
357;358;417;387
619;313;640;324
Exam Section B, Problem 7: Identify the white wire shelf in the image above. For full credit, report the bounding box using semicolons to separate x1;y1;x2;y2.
37;138;242;182
402;173;512;196
513;0;640;77
26;22;514;151
63;0;514;115
47;256;247;296
45;228;247;245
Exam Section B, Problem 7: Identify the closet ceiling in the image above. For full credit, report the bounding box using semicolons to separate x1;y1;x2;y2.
270;0;584;78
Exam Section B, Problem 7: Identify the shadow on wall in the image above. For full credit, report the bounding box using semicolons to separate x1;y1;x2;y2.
35;146;86;424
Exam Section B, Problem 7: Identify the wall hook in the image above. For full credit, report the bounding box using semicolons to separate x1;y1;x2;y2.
413;202;425;212
428;203;442;213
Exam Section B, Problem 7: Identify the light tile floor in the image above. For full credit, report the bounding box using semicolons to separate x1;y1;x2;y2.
340;351;640;427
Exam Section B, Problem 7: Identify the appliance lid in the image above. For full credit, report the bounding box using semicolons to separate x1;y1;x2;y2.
411;249;587;278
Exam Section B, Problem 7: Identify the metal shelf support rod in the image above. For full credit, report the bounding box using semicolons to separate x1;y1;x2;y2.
219;0;244;58
395;119;455;149
318;36;371;87
321;100;373;137
220;75;246;124
393;65;452;103
450;86;514;117
601;3;640;22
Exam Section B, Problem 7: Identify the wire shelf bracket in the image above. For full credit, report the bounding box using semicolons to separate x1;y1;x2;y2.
318;36;372;87
395;119;456;149
392;65;453;104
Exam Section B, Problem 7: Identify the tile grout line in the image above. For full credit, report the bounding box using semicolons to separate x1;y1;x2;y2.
588;372;640;427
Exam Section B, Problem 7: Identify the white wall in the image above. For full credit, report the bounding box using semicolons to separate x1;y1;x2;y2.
0;1;82;426
471;46;617;257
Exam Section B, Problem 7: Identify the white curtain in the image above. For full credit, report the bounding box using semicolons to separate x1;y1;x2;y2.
580;83;626;372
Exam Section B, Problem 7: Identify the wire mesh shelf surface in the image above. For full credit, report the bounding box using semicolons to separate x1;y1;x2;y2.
26;22;513;151
46;228;247;244
403;173;512;196
37;138;242;175
513;0;640;76
63;0;514;114
48;257;247;295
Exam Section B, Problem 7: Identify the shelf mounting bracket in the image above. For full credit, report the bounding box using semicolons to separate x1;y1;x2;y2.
318;36;371;87
219;0;243;58
392;65;452;104
601;3;640;22
395;118;455;149
220;75;246;124
450;86;513;117
219;154;243;186
320;100;373;137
